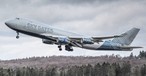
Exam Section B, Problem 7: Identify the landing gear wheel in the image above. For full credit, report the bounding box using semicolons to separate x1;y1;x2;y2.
59;48;62;51
16;36;19;39
58;45;62;51
58;45;61;48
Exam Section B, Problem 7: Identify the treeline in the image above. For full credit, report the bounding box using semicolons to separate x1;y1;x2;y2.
129;50;146;59
0;62;146;76
0;51;146;76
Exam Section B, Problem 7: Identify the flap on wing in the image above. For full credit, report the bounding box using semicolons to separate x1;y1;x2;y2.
40;33;57;41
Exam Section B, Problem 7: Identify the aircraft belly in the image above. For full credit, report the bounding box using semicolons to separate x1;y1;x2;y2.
82;43;103;50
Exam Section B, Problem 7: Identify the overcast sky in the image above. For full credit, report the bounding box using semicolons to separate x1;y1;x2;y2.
0;0;145;60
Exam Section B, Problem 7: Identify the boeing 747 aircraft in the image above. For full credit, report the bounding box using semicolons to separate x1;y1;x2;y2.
5;18;142;51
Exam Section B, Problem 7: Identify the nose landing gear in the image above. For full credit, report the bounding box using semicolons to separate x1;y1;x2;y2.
16;31;19;39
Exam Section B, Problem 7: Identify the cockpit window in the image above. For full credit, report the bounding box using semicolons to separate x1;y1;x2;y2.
16;18;20;20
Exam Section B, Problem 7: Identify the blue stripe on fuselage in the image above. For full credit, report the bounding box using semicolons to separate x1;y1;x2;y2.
97;41;120;50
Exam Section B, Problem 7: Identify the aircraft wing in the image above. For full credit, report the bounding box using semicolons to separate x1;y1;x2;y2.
69;35;122;42
41;34;122;43
41;34;83;47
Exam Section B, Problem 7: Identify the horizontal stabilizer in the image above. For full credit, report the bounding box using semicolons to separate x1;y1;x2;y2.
119;46;143;49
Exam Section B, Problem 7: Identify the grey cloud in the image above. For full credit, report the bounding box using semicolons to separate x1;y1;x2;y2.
1;0;145;36
0;0;29;8
39;0;143;6
36;0;103;6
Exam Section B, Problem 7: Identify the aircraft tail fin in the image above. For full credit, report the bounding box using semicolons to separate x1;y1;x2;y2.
112;28;140;45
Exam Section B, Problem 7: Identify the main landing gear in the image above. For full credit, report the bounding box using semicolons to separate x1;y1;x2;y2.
58;45;73;51
65;45;73;51
16;31;19;39
58;45;62;51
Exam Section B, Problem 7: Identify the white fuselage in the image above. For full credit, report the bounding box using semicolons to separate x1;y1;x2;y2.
5;18;104;50
5;18;141;51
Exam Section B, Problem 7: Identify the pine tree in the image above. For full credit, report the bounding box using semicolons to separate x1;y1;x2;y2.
93;63;101;76
141;64;146;76
60;68;66;76
16;68;21;76
121;62;131;76
129;52;133;58
84;64;92;76
133;66;141;76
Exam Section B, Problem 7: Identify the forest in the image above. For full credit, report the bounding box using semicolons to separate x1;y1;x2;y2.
0;51;146;76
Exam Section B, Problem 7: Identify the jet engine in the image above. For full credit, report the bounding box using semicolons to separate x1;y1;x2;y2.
81;38;94;44
42;39;54;44
57;37;70;45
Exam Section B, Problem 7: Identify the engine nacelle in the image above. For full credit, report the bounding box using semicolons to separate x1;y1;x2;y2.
57;37;70;45
42;39;54;44
81;38;94;44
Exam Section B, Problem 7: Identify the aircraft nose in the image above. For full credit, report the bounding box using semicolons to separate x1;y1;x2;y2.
5;20;15;28
5;20;13;26
5;21;10;26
